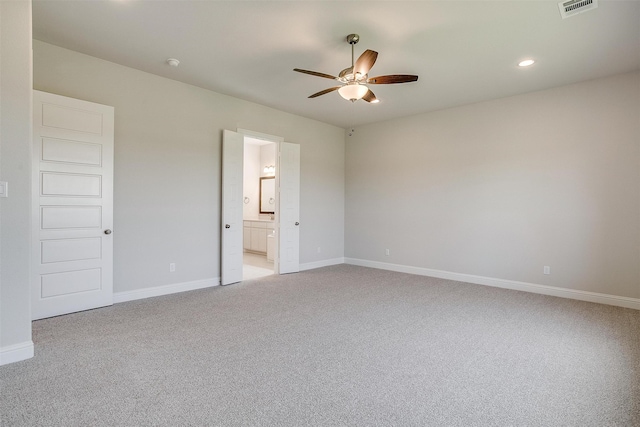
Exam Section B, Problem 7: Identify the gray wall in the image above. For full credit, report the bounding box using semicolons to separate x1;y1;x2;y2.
346;72;640;299
0;1;33;354
33;41;345;294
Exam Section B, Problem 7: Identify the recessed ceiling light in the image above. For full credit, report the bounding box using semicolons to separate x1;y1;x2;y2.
371;99;380;104
518;59;535;67
166;58;180;67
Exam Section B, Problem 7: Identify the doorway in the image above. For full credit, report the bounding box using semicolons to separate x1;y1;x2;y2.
221;129;300;286
242;136;277;280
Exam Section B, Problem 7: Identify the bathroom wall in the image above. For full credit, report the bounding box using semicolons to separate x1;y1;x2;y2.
258;143;277;218
243;142;260;219
260;144;276;178
242;141;278;220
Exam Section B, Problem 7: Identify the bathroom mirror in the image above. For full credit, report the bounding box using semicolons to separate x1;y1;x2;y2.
260;177;275;214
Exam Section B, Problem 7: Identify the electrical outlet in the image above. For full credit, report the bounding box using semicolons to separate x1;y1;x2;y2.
170;263;176;273
544;266;550;275
385;249;390;256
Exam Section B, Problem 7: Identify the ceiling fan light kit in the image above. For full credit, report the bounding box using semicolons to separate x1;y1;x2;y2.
293;33;418;104
338;83;369;102
518;59;535;67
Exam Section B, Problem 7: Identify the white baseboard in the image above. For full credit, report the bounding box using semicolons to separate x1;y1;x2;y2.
114;259;345;304
0;340;34;366
113;277;220;304
300;257;345;271
344;258;640;310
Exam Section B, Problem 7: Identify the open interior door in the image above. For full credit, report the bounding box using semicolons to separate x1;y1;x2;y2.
278;142;300;274
221;130;244;285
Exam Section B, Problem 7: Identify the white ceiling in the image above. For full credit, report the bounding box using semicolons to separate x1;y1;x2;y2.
32;1;640;129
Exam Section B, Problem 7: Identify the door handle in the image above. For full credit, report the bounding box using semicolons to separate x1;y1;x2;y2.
295;222;299;226
225;224;231;229
104;229;112;235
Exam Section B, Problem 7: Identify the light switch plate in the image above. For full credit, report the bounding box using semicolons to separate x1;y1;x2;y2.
0;181;7;198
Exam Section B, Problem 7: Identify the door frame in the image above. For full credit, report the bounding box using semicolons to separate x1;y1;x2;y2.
237;128;283;275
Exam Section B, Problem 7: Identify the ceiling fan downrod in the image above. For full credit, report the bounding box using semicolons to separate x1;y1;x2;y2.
346;33;360;70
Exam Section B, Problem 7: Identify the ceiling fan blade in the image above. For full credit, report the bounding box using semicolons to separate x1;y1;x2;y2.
293;68;338;80
367;74;419;84
354;49;378;76
308;86;341;98
362;89;378;103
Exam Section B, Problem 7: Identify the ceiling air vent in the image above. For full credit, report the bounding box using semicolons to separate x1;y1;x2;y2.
558;0;598;19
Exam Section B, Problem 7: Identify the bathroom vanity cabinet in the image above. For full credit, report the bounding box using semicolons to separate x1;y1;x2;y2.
243;220;274;254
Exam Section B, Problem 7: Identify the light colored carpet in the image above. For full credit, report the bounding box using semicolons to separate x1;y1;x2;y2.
1;265;639;426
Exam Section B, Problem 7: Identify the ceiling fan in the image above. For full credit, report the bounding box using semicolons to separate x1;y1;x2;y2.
293;34;418;103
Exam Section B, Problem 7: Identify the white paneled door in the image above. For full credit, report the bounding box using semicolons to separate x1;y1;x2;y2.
32;91;114;320
221;130;244;285
278;142;300;274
